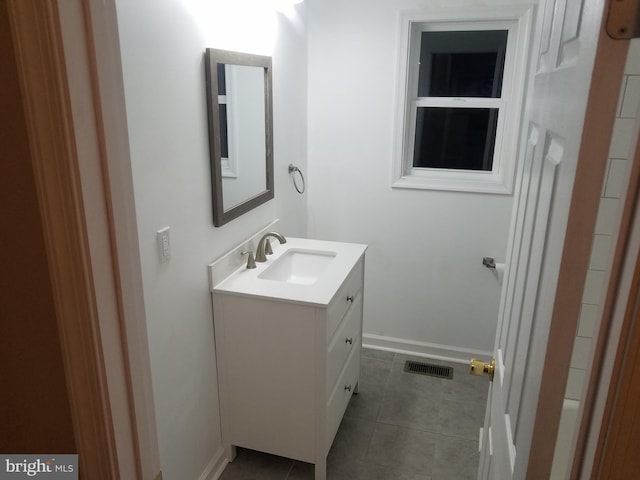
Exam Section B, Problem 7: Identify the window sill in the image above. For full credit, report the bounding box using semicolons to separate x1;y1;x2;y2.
392;170;513;195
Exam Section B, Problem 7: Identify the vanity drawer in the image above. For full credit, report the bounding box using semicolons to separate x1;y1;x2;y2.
326;290;362;392
326;345;360;451
326;258;364;341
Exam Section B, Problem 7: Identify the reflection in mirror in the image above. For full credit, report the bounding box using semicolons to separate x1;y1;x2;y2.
205;48;273;226
219;64;267;209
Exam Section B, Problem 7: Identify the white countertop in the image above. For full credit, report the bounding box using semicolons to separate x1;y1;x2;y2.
211;237;367;306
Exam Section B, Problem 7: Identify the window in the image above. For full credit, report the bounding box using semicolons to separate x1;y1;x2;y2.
393;7;532;193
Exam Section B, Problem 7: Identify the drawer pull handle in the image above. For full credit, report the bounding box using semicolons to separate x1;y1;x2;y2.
346;295;354;303
344;384;352;392
345;337;353;345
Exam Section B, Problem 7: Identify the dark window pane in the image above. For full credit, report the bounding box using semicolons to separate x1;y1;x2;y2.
218;104;228;158
417;30;508;98
413;107;498;171
217;63;226;95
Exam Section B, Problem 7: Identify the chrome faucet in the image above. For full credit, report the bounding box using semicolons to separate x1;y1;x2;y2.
255;232;287;262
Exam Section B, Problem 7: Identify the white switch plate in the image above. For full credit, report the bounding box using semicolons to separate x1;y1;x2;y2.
156;227;171;263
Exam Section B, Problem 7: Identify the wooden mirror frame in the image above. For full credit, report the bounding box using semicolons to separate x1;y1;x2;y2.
204;48;274;226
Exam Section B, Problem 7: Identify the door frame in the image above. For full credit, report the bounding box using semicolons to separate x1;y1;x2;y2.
575;64;640;478
9;0;637;478
7;0;160;478
588;161;640;477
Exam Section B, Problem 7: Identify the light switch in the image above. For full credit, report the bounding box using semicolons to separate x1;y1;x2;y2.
156;227;171;263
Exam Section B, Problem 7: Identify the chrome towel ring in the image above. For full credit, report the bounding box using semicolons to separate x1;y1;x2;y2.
288;164;305;194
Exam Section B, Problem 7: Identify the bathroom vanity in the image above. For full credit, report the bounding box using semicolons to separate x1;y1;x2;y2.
209;236;366;480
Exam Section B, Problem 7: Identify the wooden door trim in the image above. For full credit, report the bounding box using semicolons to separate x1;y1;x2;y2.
7;0;160;478
525;6;629;478
580;88;640;478
6;0;120;476
595;202;640;476
568;49;640;480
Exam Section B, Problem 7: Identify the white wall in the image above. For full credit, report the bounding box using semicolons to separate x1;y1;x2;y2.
115;1;307;478
306;0;532;357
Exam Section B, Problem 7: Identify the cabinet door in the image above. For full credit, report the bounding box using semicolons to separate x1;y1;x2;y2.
215;295;317;462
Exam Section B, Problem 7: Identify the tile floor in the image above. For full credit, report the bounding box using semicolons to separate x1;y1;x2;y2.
219;348;488;480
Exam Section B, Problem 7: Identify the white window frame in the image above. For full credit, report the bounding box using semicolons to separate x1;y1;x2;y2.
219;93;239;179
219;67;238;179
392;5;533;194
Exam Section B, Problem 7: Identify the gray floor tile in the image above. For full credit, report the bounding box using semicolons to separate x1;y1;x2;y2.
219;448;293;480
387;373;445;400
344;385;384;421
377;389;441;432
441;367;490;405
438;399;485;440
364;423;438;475
327;416;376;461
287;459;432;480
432;435;480;480
359;356;394;389
328;459;433;480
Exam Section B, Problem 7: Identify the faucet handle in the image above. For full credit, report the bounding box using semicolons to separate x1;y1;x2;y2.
241;251;256;269
265;238;273;255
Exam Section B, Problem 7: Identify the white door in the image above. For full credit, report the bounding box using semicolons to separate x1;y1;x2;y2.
477;1;608;478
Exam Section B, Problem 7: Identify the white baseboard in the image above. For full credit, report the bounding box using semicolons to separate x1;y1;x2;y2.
198;448;228;480
362;333;492;364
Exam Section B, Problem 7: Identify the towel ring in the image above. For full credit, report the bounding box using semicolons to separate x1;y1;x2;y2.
288;164;306;194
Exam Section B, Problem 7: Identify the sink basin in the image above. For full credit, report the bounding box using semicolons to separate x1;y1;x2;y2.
210;236;367;305
258;249;337;285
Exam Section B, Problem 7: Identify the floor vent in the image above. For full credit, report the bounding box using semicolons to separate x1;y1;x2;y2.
404;360;453;379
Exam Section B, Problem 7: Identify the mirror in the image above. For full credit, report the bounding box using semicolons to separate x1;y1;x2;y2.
205;48;274;226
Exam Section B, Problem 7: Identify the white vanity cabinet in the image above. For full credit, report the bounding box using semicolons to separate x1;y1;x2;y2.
211;249;365;480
